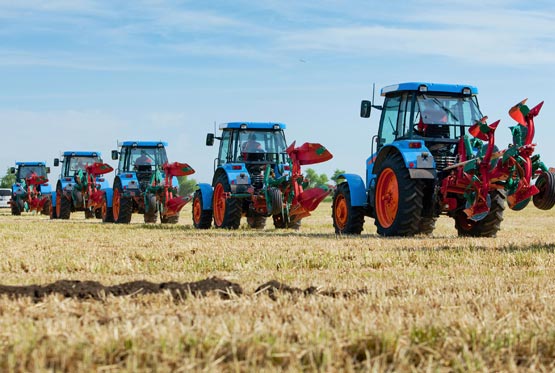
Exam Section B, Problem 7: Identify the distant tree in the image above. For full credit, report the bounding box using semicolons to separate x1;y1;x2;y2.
1;168;15;188
304;168;329;189
178;176;197;196
331;169;346;184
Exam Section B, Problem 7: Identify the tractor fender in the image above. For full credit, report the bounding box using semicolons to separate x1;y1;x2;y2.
371;142;436;180
104;187;113;208
214;164;251;192
40;182;52;194
95;176;111;190
196;183;213;210
336;173;367;207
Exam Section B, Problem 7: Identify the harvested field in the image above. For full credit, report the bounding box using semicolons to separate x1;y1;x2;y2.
1;202;555;371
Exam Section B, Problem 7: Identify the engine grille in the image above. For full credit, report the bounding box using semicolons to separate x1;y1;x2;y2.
435;155;457;170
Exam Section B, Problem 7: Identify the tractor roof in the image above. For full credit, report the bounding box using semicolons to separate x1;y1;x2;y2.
219;122;286;130
62;151;101;157
381;82;478;96
119;141;168;147
15;162;46;166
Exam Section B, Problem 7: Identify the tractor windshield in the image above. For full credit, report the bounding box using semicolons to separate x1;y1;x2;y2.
17;166;47;181
63;156;102;177
236;130;288;163
119;146;168;172
414;94;483;139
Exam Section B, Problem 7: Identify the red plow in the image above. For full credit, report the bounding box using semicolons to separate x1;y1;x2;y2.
441;99;555;222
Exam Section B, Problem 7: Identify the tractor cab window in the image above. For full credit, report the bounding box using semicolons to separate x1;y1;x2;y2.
236;130;287;163
119;146;168;172
64;156;101;177
379;95;402;146
414;94;483;139
17;166;46;180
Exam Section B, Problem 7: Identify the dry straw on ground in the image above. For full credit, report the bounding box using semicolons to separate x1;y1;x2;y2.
1;202;554;371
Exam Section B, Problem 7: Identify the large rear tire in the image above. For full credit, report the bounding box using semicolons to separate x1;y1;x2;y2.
373;153;424;236
192;189;213;229
455;191;505;237
533;171;555;210
212;174;241;229
113;181;132;224
332;182;365;234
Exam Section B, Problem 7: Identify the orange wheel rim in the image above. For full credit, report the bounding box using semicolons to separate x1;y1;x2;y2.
213;184;226;226
113;188;120;220
56;192;61;216
334;194;348;230
193;196;202;224
375;168;398;228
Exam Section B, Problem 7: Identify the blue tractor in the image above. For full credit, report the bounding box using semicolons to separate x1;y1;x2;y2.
193;122;332;230
107;141;194;224
51;151;111;219
332;82;498;237
9;162;52;216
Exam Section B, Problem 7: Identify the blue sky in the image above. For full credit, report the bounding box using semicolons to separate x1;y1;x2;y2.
1;0;554;184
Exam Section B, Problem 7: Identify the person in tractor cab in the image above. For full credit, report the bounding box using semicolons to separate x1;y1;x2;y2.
415;104;450;138
134;150;153;169
242;133;263;153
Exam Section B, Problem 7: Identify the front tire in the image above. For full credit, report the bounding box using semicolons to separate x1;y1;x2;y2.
373;153;424;236
212;174;241;229
11;197;22;216
247;215;266;229
273;212;301;230
192;189;213;229
143;193;158;223
332;182;365;234
455;191;505;237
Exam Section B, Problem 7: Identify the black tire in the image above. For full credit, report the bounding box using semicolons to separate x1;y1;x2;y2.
373;153;424;236
455;191;505;237
418;217;437;236
113;180;132;224
247;215;266;229
101;193;114;223
11;198;22;216
212;173;242;229
332;182;365;234
192;189;213;229
144;193;158;223
57;185;71;220
94;208;102;219
533;172;555;210
273;212;301;230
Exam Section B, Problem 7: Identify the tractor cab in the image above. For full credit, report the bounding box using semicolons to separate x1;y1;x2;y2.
54;152;102;178
362;82;483;171
12;162;49;182
207;122;289;189
112;141;169;192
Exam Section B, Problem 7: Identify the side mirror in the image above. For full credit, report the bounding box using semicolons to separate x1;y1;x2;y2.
9;167;15;174
46;167;51;174
111;150;119;160
206;133;215;146
360;100;372;118
53;158;60;167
